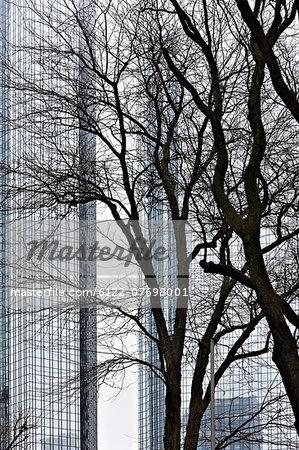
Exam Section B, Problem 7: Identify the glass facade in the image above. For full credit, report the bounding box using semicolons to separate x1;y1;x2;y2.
0;1;97;448
195;397;262;449
0;1;8;446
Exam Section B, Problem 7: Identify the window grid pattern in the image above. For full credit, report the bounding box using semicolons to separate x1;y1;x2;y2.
1;1;97;448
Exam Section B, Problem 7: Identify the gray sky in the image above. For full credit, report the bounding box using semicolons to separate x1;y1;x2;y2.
99;370;138;449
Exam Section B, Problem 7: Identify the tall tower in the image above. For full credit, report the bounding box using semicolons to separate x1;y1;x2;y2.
0;1;97;448
0;0;8;444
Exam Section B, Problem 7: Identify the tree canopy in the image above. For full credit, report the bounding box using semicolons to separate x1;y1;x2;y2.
0;0;298;448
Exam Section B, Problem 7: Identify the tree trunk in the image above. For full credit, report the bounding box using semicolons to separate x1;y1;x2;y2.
244;237;299;434
183;403;206;450
164;369;182;449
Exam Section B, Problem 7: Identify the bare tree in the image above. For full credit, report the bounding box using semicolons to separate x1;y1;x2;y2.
0;0;298;449
0;411;35;449
155;0;299;439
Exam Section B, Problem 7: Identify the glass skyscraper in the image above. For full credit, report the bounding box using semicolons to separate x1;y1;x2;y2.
0;0;8;442
0;1;97;448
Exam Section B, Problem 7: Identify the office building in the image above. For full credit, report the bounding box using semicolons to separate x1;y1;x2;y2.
0;1;97;448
